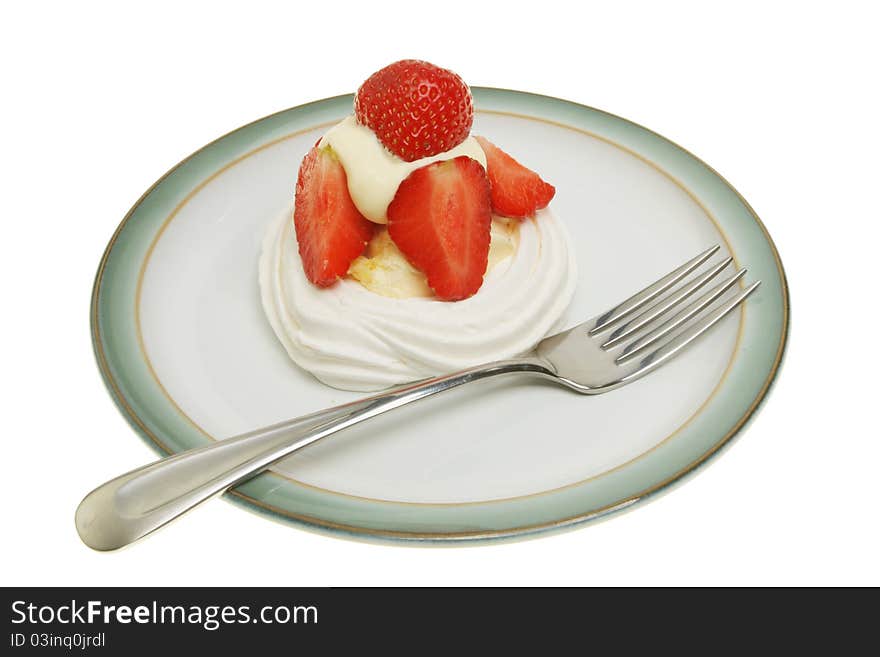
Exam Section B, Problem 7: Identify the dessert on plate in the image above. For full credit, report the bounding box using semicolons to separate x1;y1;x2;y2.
260;60;577;391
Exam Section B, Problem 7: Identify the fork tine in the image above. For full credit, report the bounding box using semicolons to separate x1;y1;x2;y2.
590;245;720;334
601;256;733;349
615;269;747;362
618;281;760;371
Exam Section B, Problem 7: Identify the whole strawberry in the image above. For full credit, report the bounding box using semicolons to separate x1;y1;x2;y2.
354;59;474;162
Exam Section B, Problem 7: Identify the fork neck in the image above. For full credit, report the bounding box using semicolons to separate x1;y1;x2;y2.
368;356;555;408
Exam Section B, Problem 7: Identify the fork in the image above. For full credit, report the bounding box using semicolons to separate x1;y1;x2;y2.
76;245;759;550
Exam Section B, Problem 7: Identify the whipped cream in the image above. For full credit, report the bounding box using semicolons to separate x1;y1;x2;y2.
259;203;577;391
319;115;487;224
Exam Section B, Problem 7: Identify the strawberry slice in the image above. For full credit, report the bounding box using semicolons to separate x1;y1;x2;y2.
474;136;555;219
387;156;491;301
293;145;374;286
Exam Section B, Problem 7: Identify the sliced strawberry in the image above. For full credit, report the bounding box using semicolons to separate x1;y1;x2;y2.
387;156;491;301
474;136;555;219
293;145;374;286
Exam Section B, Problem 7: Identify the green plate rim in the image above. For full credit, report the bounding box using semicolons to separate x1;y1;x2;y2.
90;87;789;544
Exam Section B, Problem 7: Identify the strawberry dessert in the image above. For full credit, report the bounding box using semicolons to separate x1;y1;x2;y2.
260;60;576;390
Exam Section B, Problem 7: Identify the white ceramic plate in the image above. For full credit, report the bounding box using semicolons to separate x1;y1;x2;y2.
92;89;788;542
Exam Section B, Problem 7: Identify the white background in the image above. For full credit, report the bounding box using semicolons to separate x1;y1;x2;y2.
2;1;877;586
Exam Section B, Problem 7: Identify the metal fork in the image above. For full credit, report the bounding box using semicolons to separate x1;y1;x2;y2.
76;245;759;550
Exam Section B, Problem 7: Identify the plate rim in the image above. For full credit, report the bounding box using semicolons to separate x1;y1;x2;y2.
91;87;790;543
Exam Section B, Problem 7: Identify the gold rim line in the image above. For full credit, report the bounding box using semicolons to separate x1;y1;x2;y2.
131;107;745;507
117;104;746;505
90;90;789;535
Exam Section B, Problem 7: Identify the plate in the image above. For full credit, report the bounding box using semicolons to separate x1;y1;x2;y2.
91;88;788;542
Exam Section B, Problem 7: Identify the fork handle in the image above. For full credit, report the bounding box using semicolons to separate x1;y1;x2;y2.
75;357;551;550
